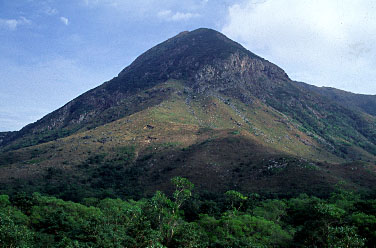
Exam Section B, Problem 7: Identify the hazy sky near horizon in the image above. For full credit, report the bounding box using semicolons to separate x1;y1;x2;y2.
1;0;375;131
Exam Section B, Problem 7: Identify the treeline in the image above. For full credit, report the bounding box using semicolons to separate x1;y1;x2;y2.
1;177;376;247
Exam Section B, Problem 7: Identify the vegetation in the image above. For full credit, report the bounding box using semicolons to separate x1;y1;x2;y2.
1;29;376;207
1;28;376;247
1;177;376;247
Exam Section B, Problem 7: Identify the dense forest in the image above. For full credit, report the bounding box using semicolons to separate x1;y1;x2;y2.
1;177;376;247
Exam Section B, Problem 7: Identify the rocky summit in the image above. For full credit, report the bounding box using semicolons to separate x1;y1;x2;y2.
1;28;376;199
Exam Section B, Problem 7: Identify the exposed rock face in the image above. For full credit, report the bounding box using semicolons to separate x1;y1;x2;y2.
2;27;376;205
2;28;291;148
2;28;376;156
109;28;290;107
192;52;289;100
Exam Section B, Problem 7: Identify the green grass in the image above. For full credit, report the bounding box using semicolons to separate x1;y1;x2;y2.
0;84;375;201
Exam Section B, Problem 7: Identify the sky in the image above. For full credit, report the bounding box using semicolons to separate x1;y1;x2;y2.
0;0;375;131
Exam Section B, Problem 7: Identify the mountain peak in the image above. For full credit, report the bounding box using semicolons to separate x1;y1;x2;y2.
2;28;376;200
114;27;289;92
170;28;230;40
117;27;250;77
2;28;290;149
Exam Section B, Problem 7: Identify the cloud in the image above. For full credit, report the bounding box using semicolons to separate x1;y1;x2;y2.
0;17;31;30
81;0;208;22
157;10;172;18
171;12;199;21
222;0;376;94
158;9;199;21
44;7;58;16
60;16;69;25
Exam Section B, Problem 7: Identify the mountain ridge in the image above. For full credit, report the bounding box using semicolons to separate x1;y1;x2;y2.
296;82;376;116
1;28;376;199
0;28;289;150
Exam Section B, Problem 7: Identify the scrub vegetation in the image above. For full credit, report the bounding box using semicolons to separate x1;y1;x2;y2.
1;177;375;247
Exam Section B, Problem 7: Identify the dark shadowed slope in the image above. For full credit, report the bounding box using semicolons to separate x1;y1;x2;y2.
1;28;376;198
0;28;288;150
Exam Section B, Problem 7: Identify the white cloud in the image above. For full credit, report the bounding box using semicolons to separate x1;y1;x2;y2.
60;16;69;25
44;7;58;16
82;0;206;21
157;10;172;18
222;0;376;94
158;9;199;21
171;12;199;21
0;17;31;30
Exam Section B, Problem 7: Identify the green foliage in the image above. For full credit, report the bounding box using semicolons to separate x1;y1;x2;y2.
0;198;35;248
329;187;361;212
327;226;365;248
253;199;287;223
0;195;10;208
0;212;35;248
351;212;376;246
29;193;104;246
199;213;292;247
1;181;376;248
171;176;194;210
225;190;247;213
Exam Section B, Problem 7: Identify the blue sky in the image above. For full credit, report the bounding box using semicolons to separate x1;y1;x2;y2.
1;0;375;131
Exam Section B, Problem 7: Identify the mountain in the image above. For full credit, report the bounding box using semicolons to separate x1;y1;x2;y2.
1;28;376;200
0;28;288;150
296;82;376;116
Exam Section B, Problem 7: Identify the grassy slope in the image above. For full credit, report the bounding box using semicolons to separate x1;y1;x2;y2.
297;82;376;116
1;80;375;199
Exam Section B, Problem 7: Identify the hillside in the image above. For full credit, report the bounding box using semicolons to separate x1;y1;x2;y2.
297;82;376;116
0;28;287;151
1;28;376;200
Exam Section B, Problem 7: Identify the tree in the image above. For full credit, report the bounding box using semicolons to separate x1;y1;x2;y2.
0;196;35;248
327;226;365;248
171;176;194;213
253;199;287;223
225;190;247;214
144;177;195;247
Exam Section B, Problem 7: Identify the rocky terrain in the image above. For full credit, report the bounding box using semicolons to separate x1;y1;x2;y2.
1;28;376;199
